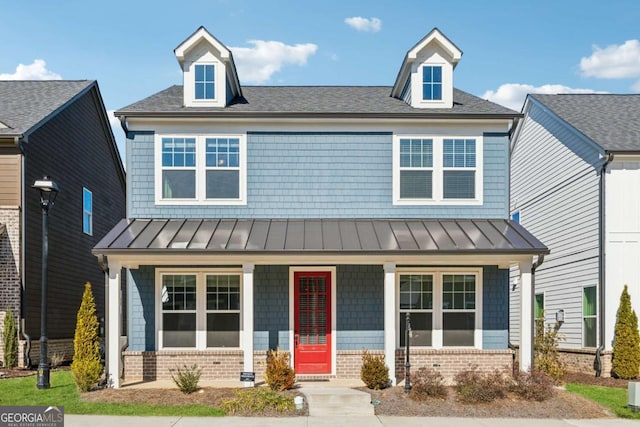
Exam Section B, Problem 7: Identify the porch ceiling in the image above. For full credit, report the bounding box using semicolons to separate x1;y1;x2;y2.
93;218;547;268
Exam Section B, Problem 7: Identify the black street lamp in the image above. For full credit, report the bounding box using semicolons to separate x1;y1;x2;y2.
33;176;59;389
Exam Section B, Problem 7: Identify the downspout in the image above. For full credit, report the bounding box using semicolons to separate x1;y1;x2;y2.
595;152;614;377
16;136;32;368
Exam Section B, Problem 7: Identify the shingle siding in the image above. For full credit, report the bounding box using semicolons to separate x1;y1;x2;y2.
128;267;155;351
254;265;289;351
482;266;509;350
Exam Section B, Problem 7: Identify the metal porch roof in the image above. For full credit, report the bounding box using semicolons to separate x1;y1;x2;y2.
93;218;548;256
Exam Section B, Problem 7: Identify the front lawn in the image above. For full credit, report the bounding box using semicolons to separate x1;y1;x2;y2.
566;382;640;419
0;370;223;416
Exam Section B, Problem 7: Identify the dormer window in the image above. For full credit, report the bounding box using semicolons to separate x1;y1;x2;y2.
195;64;215;100
422;66;442;101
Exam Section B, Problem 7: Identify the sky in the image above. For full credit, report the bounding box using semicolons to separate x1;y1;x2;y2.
2;0;640;160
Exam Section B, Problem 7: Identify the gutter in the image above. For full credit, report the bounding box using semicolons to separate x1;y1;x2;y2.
595;152;614;376
16;136;32;367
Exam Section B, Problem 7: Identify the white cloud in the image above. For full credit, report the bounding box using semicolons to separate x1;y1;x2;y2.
580;40;640;79
483;83;606;111
344;16;382;32
0;59;61;80
231;40;318;84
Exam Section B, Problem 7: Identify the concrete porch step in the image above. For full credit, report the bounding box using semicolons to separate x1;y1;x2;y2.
301;387;374;417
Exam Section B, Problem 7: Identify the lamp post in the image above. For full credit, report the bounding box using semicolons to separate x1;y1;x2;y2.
33;176;59;389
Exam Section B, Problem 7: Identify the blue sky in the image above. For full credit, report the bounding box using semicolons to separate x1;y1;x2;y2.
2;0;639;158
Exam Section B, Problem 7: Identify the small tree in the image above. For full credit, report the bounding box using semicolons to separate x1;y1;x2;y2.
612;285;640;379
71;283;103;391
3;309;18;368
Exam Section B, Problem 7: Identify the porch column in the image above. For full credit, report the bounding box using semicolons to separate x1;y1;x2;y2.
519;259;533;372
242;263;254;387
107;260;121;389
384;262;396;385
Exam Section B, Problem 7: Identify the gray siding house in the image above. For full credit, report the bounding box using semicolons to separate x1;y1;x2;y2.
510;94;640;376
0;80;126;366
95;27;547;388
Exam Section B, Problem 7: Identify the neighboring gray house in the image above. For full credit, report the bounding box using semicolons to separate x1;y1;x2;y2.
94;27;547;388
510;94;640;376
0;80;126;367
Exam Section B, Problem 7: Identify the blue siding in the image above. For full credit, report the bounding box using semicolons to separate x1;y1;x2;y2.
254;265;289;351
482;266;509;350
128;266;155;351
336;265;384;350
128;131;508;219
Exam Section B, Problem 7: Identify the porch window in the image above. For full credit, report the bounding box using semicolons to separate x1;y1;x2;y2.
161;274;197;348
399;274;433;346
583;286;597;348
442;274;475;346
206;274;240;347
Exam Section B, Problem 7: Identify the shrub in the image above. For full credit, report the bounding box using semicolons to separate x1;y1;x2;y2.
511;368;554;401
264;348;295;391
221;388;294;415
454;366;509;403
360;350;389;390
534;314;565;384
612;285;640;379
170;364;202;394
71;283;102;392
50;352;66;369
410;367;447;400
3;309;18;369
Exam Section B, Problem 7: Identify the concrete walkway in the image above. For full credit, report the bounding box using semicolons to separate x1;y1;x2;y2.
65;415;637;427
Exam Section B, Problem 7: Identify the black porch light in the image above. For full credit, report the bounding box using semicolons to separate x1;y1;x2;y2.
32;176;59;389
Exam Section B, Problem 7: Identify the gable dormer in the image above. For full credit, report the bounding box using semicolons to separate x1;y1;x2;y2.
175;26;242;107
391;28;462;109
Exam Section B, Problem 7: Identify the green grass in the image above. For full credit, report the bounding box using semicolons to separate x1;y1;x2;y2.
0;371;224;416
566;382;640;419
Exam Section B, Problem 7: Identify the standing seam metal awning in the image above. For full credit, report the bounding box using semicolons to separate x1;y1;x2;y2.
93;218;548;256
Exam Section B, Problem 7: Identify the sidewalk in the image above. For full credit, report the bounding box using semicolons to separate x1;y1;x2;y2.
65;415;639;427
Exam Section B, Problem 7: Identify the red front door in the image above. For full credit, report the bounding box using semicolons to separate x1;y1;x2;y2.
294;271;332;374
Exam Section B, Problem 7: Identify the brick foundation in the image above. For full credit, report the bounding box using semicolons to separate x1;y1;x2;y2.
559;348;613;377
0;207;21;367
18;339;74;368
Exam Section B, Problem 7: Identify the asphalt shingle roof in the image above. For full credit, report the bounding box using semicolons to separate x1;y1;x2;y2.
116;85;518;117
0;80;94;137
530;94;640;152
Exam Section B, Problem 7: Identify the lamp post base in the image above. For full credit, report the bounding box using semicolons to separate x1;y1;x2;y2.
37;363;50;389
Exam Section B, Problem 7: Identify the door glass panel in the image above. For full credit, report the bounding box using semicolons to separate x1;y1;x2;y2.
298;276;327;345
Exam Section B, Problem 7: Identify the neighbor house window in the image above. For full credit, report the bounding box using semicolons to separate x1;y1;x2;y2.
399;274;433;346
158;270;242;350
511;211;520;223
398;269;481;348
161;137;196;199
422;65;442;100
443;138;476;199
583;286;597;348
399;138;433;199
82;187;93;235
161;274;197;348
394;135;482;205
206;274;240;347
195;64;215;100
442;274;476;346
156;134;246;205
535;293;544;333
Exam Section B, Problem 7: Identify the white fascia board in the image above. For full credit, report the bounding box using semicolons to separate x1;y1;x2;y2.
408;29;462;65
175;27;231;65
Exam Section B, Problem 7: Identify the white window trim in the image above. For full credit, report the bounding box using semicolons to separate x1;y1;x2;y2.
421;64;443;103
183;56;226;107
396;267;483;349
155;268;243;351
582;285;598;348
82;187;93;236
155;133;247;205
193;63;216;102
393;135;483;205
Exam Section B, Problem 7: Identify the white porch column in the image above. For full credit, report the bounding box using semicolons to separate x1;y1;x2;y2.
384;262;396;385
242;263;255;387
107;261;121;389
519;259;533;372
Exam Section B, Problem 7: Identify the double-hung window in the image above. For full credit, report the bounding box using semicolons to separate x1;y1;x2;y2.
159;270;242;350
423;65;442;101
82;187;93;235
534;293;545;334
399;138;433;199
398;269;481;348
443;138;476;199
195;64;215;100
583;286;597;347
156;134;246;204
